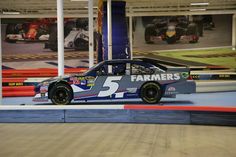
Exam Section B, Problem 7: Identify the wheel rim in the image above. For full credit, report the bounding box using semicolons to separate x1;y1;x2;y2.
53;89;69;104
144;86;158;101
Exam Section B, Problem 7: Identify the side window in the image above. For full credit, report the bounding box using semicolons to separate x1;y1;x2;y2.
96;63;130;76
96;65;108;76
131;63;154;75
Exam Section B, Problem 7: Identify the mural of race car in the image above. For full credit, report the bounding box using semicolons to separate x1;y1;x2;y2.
33;58;196;105
145;16;199;44
45;19;96;51
203;15;215;30
5;19;53;43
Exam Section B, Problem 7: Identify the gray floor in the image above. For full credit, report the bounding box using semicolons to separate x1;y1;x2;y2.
0;123;235;157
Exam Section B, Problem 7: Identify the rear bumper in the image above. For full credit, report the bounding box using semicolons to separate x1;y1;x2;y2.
164;80;196;96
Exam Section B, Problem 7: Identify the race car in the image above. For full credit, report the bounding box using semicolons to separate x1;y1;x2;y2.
5;19;52;43
45;19;96;51
33;58;196;105
145;16;199;44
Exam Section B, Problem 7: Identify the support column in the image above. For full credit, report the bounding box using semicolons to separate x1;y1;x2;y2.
129;7;133;59
88;0;94;68
232;14;236;51
0;18;2;104
107;0;112;72
57;0;64;76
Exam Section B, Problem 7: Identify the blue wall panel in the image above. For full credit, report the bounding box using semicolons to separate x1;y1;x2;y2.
0;110;65;123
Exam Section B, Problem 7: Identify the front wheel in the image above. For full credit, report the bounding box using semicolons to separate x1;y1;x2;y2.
140;82;162;104
50;83;73;105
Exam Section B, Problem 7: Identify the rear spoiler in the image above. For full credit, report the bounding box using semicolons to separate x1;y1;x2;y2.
135;57;186;71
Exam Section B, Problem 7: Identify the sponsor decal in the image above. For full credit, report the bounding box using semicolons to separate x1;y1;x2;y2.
8;82;23;86
127;88;137;93
87;79;95;86
181;72;189;79
40;86;48;94
70;76;95;86
70;77;80;84
131;73;180;82
167;87;176;92
81;80;87;85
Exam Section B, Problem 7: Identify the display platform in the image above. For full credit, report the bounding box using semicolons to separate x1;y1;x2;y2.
0;104;236;125
1;92;236;125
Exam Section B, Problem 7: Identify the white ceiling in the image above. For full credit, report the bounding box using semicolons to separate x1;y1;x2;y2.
0;0;236;18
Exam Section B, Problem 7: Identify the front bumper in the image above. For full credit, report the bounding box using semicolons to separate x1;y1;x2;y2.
33;93;49;102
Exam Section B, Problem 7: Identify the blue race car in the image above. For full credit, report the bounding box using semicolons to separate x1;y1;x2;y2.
33;58;196;105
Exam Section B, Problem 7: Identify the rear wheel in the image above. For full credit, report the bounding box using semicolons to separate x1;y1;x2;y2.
166;36;176;44
145;25;156;44
5;24;17;43
48;24;58;51
50;83;73;105
140;82;162;104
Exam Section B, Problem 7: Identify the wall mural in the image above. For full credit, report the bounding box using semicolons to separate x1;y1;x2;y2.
1;14;234;70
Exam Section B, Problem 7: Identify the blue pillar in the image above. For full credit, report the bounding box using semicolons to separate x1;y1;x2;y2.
102;1;130;61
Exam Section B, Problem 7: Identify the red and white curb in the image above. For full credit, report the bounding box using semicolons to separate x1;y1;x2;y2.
1;105;236;112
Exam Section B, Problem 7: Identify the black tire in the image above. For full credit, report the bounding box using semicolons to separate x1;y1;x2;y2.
166;36;176;44
6;24;16;34
145;25;156;44
49;83;73;105
65;21;76;37
48;24;58;51
140;82;162;104
5;24;17;43
74;38;89;50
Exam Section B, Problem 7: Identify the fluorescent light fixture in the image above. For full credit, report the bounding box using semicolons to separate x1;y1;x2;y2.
71;0;88;1
3;11;20;15
190;2;209;6
84;6;98;9
190;8;206;11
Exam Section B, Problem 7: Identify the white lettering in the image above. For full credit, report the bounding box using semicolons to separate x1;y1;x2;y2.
174;73;180;80
144;75;151;81
131;73;181;82
167;74;173;80
161;74;167;80
131;75;136;82
151;74;160;81
136;75;143;81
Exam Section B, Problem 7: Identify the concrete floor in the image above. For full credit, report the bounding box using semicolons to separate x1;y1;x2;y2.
0;123;235;157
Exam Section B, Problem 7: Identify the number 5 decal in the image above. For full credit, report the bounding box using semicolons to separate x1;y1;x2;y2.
98;76;122;97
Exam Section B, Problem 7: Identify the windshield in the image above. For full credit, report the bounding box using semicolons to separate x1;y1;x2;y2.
82;61;105;76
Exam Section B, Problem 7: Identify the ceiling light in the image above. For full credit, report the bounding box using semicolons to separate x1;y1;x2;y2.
190;2;209;6
3;11;20;15
190;8;206;11
71;0;88;1
84;6;98;9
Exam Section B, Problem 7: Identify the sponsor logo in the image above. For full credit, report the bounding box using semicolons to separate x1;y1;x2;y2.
127;88;137;93
81;80;87;85
8;82;23;86
70;76;95;86
131;73;180;82
40;86;48;93
87;79;95;86
167;87;176;92
181;72;189;79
